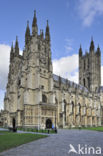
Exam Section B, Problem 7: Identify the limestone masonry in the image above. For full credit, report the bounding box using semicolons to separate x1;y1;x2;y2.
2;11;103;128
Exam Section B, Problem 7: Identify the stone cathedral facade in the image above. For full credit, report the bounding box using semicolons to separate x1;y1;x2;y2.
2;12;103;128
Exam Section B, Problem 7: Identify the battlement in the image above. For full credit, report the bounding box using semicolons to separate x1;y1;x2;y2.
79;39;101;92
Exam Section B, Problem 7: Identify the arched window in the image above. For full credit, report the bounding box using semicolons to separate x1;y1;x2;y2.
84;60;86;70
42;94;47;103
87;77;90;89
78;103;81;122
72;101;74;113
17;78;21;86
83;78;85;87
88;58;89;69
55;98;58;105
78;103;81;114
64;100;67;122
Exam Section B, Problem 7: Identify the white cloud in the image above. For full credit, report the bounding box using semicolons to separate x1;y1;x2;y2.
0;44;10;90
53;54;78;83
53;54;103;86
0;44;10;109
78;0;103;26
65;39;74;53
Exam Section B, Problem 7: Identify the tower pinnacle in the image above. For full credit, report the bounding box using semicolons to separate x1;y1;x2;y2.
89;37;94;52
15;36;19;56
11;42;13;53
32;10;38;36
79;44;82;57
25;20;30;46
97;45;101;56
45;20;50;42
10;42;14;61
40;29;44;39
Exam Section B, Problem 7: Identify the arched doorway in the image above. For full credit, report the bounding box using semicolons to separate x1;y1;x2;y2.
46;119;52;129
12;118;16;129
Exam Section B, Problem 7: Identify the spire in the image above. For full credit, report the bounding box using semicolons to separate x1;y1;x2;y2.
40;29;44;39
89;37;94;52
25;20;30;45
97;45;101;56
32;10;38;36
45;20;50;42
10;42;14;61
79;44;82;57
15;36;19;56
11;42;14;53
41;30;44;36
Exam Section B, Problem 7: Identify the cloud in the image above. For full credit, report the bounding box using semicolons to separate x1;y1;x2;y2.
0;44;10;109
78;0;103;26
53;54;78;83
65;39;74;53
0;44;11;90
53;54;103;86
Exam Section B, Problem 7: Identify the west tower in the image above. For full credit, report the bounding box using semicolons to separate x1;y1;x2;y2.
4;11;56;128
79;39;101;92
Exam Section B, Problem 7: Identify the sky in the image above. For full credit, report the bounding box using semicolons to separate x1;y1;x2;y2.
0;0;103;109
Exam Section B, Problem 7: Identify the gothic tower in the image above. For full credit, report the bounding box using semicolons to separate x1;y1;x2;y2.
79;38;101;92
3;11;102;128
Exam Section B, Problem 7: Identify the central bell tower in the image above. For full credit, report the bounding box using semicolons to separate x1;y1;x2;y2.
79;38;101;92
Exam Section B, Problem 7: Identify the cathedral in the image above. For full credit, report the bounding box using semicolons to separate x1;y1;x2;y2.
2;11;103;129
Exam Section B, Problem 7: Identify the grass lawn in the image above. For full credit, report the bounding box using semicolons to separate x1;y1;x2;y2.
0;131;47;153
69;126;103;132
17;127;56;134
81;126;103;132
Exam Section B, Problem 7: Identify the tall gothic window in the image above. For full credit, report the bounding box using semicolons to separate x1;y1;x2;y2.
83;78;85;87
84;60;86;70
17;79;21;86
72;101;74;114
87;77;90;89
79;103;81;114
88;58;89;69
42;94;47;103
78;103;81;122
55;98;58;105
64;100;67;123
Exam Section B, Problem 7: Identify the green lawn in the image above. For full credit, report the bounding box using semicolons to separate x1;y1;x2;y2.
17;127;56;134
81;126;103;131
69;126;103;132
0;131;47;153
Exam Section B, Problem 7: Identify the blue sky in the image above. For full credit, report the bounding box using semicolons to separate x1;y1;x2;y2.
0;0;103;109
